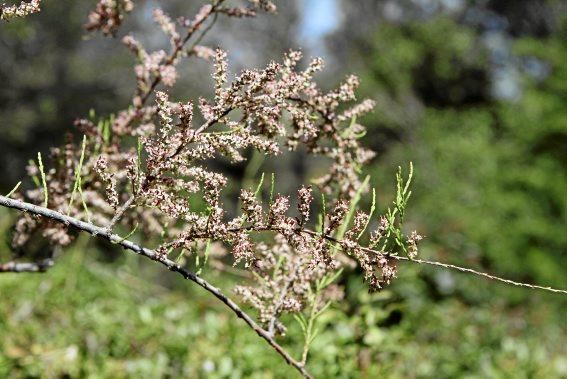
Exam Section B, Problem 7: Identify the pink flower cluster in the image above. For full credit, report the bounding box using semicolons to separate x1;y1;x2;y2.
0;0;40;21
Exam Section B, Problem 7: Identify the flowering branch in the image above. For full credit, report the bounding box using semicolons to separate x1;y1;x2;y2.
0;194;313;378
0;0;40;21
84;0;134;35
207;223;567;296
6;192;564;298
113;2;224;135
296;229;567;295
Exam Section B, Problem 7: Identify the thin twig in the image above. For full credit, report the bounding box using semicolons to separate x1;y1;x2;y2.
0;259;54;273
267;272;295;337
298;229;567;295
0;195;312;378
105;195;135;231
393;256;567;294
5;181;21;198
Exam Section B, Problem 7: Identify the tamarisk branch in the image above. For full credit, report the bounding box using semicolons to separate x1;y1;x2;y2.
0;194;312;379
0;258;53;273
296;229;567;295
